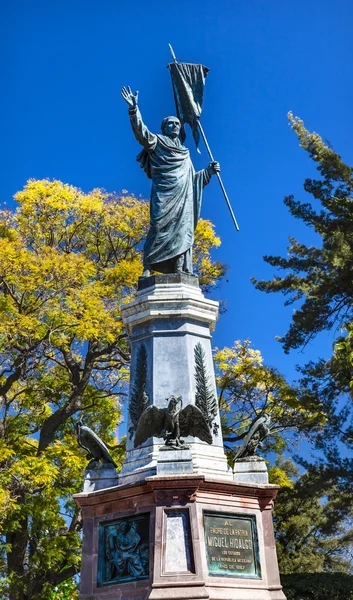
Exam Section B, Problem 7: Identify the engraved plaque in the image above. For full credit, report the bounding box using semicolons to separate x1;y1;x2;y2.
97;514;149;586
204;512;261;578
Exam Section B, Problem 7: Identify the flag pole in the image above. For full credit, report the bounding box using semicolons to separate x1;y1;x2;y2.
168;44;240;232
197;121;240;232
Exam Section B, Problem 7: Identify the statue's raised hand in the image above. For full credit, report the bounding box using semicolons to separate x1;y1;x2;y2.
121;86;139;108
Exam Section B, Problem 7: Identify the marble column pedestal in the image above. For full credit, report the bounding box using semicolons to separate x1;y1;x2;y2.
119;274;231;485
74;475;286;600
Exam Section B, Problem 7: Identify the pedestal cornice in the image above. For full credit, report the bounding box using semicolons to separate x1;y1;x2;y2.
74;475;280;509
122;274;219;334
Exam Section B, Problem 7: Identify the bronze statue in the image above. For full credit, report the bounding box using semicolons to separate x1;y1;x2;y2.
121;86;220;278
76;419;117;468
234;413;271;460
105;521;147;581
134;395;212;448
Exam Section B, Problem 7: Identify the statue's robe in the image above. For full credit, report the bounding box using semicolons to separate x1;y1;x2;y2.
129;106;210;273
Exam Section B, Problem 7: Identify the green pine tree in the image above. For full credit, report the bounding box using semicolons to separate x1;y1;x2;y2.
252;112;353;354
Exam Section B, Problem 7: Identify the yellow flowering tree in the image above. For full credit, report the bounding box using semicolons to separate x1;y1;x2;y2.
0;179;225;600
214;340;326;465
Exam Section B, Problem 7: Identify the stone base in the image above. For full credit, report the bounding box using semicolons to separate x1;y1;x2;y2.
74;475;286;600
118;443;161;486
233;458;269;484
118;441;232;486
83;466;118;492
157;447;193;475
137;272;199;292
120;273;233;486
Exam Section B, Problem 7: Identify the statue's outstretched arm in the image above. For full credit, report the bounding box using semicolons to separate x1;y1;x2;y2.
121;86;157;153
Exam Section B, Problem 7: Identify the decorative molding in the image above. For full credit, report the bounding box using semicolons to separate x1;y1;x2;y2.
128;344;150;440
194;342;219;436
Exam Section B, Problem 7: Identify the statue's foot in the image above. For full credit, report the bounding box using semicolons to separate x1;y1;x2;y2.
175;255;184;273
140;269;151;279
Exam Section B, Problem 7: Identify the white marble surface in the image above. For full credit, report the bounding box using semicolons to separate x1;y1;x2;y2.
233;458;269;484
120;277;232;483
83;466;118;492
165;512;194;573
122;277;219;334
157;448;193;475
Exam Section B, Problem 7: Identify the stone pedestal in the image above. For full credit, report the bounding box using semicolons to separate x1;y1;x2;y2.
233;458;269;485
83;465;118;493
74;475;286;600
119;274;231;485
156;448;193;475
76;275;286;599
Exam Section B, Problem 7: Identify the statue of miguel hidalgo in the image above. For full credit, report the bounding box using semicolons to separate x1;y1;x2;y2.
121;86;220;278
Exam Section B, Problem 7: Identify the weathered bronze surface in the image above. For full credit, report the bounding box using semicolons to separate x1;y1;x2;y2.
194;342;219;436
128;343;150;440
137;271;199;291
204;512;261;578
234;413;271;461
134;394;212;448
76;420;117;468
121;86;220;278
97;514;149;586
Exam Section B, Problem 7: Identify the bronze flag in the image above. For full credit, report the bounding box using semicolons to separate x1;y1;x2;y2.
168;61;209;149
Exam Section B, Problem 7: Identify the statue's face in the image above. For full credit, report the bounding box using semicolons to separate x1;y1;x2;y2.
164;118;181;138
120;521;129;534
168;395;182;410
169;396;177;407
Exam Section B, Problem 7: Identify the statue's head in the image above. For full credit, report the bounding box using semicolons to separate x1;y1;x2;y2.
161;116;181;139
120;521;129;534
168;395;183;411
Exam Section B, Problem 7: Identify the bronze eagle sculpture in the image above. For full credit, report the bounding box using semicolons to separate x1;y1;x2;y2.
76;419;117;468
134;395;212;448
234;413;271;460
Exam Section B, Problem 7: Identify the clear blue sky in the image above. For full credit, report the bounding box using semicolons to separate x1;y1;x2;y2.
1;0;352;390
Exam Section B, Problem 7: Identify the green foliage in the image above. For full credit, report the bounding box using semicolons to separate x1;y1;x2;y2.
48;578;78;600
295;355;353;467
281;573;353;600
269;457;299;489
214;340;325;463
251;115;353;541
0;179;225;599
193;220;227;292
214;337;353;575
272;459;353;574
252;112;353;354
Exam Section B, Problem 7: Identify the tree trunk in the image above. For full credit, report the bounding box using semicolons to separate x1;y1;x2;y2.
6;512;28;600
